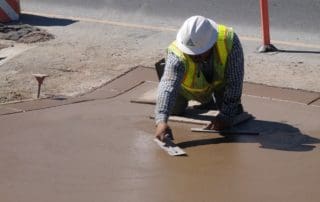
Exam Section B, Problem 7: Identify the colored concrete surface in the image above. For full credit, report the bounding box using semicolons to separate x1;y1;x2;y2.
243;82;320;104
0;106;22;115
0;97;92;115
81;66;158;100
0;67;319;202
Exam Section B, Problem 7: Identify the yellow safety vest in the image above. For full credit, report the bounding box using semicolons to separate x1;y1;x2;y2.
167;24;234;103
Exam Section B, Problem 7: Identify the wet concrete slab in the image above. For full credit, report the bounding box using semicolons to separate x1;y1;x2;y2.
81;66;158;100
0;97;93;115
0;67;319;202
0;105;22;115
243;82;320;104
130;81;158;105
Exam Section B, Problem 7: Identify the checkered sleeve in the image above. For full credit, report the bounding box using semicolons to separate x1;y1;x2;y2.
155;53;185;124
218;33;244;120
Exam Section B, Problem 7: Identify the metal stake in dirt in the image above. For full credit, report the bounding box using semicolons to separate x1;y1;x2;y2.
32;74;48;99
258;0;277;53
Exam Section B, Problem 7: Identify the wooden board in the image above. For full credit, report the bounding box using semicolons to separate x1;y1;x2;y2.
150;108;219;125
190;128;259;135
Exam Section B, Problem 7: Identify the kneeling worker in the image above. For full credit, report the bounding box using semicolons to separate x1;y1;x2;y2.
155;15;245;141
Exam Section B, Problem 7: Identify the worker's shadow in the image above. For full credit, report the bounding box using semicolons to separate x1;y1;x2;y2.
177;120;320;152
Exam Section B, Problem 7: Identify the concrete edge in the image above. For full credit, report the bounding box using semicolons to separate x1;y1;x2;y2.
0;66;319;116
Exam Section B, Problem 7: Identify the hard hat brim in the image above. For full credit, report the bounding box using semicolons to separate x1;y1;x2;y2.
176;19;218;55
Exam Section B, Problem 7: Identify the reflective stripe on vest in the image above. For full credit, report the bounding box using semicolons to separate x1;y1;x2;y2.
167;24;234;102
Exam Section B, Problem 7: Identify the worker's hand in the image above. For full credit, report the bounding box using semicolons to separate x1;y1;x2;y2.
205;118;230;131
155;122;171;142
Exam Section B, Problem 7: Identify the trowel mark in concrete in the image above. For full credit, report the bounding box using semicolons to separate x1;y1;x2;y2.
308;97;320;106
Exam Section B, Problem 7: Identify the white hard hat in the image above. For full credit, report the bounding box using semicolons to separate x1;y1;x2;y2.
176;16;218;55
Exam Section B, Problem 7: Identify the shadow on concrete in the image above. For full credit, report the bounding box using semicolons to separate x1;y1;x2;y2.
19;14;77;26
178;120;320;152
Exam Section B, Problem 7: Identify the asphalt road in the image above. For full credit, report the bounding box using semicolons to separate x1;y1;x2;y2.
22;0;320;44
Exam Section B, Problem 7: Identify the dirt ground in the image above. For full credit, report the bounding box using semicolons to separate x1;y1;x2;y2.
0;21;164;103
0;23;55;103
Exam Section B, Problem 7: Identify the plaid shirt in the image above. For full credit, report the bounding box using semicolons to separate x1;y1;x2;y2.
155;33;244;124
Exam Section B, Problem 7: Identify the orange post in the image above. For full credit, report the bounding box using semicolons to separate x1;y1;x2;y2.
258;0;277;52
0;0;20;23
260;0;270;45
